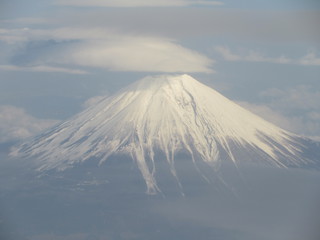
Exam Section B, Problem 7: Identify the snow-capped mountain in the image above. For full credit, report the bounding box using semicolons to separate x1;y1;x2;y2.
11;74;314;193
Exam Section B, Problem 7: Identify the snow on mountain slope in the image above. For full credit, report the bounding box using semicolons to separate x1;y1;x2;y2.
11;74;308;193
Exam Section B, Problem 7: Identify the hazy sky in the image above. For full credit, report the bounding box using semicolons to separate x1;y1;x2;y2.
1;0;320;144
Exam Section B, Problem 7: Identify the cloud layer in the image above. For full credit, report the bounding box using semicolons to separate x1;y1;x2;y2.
238;85;320;137
46;9;320;44
0;105;59;143
215;46;320;66
54;0;223;7
0;65;88;74
61;38;214;73
0;28;214;73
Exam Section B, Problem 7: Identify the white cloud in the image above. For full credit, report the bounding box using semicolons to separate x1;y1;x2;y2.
0;65;88;74
54;0;223;7
3;9;320;45
237;101;320;138
0;28;31;44
0;28;214;73
0;27;115;44
260;85;320;111
58;38;214;73
47;9;320;45
0;105;59;143
214;46;241;61
215;46;320;66
299;52;320;66
238;85;320;137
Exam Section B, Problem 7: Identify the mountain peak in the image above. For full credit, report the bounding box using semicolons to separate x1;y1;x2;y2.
126;74;199;92
12;75;305;194
138;74;195;84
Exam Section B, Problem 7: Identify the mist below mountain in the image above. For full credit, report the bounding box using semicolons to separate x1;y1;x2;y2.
1;152;320;240
2;74;320;240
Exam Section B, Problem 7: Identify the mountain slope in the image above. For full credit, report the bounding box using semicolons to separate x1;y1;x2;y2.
11;74;310;193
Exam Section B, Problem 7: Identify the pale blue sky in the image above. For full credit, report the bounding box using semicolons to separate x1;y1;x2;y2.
0;0;320;143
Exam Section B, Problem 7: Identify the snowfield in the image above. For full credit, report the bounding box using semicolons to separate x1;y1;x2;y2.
11;74;312;193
